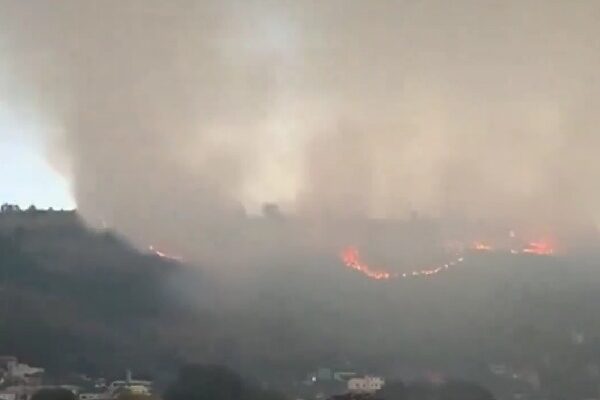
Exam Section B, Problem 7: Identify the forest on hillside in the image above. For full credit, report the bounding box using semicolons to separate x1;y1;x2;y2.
1;211;600;398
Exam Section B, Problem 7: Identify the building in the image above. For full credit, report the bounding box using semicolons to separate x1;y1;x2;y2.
107;370;152;399
333;372;357;382
347;377;384;394
108;380;152;396
8;364;44;383
0;357;44;386
79;394;111;400
304;368;357;385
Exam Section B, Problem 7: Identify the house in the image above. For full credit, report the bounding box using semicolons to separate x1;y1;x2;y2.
9;364;44;384
304;369;358;385
333;372;357;382
328;393;377;400
347;377;384;394
0;357;44;386
108;380;152;396
79;393;112;400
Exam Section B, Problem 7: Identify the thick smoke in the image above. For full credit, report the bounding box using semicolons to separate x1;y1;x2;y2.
2;0;600;262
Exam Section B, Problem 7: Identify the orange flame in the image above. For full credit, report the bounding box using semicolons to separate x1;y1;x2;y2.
340;247;395;280
340;236;557;281
340;246;465;281
522;241;554;255
472;242;493;251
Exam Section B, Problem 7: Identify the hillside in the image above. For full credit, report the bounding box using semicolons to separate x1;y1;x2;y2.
0;209;187;377
2;209;600;397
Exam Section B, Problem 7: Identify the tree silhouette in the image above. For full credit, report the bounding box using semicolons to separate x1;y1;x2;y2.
31;389;76;400
164;364;284;400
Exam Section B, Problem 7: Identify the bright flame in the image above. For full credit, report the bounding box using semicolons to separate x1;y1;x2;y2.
148;245;184;262
340;236;557;281
340;247;395;280
472;241;493;251
522;241;554;255
340;246;465;281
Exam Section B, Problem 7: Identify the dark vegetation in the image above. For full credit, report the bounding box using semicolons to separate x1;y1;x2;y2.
164;364;284;400
0;210;180;377
2;211;600;398
376;380;495;400
31;388;76;400
162;366;493;400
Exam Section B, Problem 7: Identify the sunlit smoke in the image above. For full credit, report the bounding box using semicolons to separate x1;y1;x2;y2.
148;245;184;262
2;1;600;265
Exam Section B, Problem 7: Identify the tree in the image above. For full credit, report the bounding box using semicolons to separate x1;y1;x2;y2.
377;380;406;400
404;381;437;400
438;381;495;400
31;389;76;400
164;364;285;400
377;381;495;400
164;364;244;400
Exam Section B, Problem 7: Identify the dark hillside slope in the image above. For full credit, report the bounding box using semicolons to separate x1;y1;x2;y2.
0;210;187;376
2;209;600;398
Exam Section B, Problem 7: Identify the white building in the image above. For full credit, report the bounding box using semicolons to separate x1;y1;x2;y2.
106;370;152;399
108;380;152;395
79;393;111;400
8;364;44;381
347;376;385;393
0;356;44;387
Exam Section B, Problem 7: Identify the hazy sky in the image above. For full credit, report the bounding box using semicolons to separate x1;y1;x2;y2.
2;0;600;261
0;35;74;209
0;109;74;209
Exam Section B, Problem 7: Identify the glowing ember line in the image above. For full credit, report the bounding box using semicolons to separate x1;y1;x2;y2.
340;246;464;281
340;238;556;281
340;247;395;280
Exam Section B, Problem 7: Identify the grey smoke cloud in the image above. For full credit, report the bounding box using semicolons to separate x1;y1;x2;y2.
2;0;600;261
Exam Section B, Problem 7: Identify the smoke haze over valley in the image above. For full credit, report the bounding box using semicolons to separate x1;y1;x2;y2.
3;1;600;267
6;3;600;399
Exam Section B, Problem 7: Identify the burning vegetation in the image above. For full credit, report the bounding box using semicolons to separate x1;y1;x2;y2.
340;246;462;281
341;236;557;281
340;247;396;280
522;241;555;256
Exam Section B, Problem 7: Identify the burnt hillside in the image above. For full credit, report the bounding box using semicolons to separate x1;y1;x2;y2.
1;209;600;398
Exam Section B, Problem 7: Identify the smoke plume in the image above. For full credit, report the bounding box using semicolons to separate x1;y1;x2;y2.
2;0;600;262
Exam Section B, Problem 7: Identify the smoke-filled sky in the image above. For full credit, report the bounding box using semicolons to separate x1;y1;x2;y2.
2;0;600;259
